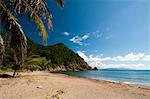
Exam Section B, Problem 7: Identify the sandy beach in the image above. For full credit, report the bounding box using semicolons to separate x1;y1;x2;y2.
0;71;150;99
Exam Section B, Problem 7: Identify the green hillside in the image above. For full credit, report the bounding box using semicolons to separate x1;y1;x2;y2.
2;37;92;71
28;39;83;66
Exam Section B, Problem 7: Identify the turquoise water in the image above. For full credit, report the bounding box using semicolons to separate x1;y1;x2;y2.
56;70;150;86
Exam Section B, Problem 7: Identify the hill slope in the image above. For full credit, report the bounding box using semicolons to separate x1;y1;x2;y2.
2;37;92;71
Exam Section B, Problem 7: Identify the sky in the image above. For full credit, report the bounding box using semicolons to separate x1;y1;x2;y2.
20;0;150;70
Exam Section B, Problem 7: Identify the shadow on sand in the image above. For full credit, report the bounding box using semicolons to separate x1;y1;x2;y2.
0;74;12;78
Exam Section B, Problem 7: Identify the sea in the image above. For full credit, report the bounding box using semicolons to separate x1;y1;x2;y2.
55;69;150;86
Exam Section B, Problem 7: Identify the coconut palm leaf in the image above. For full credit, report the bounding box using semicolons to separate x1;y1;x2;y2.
56;0;65;7
22;1;49;45
0;1;27;64
0;0;65;65
34;15;48;45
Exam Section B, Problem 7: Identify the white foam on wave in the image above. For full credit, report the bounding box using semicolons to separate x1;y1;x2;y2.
123;82;135;84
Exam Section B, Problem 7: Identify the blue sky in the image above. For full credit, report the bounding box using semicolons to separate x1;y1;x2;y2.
21;0;150;69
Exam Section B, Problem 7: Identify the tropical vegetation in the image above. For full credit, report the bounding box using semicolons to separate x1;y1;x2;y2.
0;38;89;71
0;0;64;77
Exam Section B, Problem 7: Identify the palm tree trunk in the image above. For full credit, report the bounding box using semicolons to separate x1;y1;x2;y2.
0;35;4;65
12;69;17;78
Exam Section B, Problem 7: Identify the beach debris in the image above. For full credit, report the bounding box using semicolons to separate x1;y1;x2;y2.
37;86;43;89
45;89;65;99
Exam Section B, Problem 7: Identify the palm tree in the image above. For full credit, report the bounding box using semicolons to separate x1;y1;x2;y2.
0;0;64;77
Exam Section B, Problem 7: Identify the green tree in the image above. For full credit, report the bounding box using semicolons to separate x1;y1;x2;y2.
0;0;64;77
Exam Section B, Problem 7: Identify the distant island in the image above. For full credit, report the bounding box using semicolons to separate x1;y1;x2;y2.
101;68;149;71
101;68;134;71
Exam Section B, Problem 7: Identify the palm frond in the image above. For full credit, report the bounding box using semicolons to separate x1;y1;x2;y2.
23;1;49;45
0;0;65;64
0;1;27;64
34;14;48;45
56;0;65;7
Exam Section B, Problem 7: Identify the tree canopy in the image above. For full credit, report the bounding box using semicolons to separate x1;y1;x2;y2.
0;0;64;65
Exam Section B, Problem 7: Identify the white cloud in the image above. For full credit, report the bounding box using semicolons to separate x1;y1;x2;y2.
70;36;83;45
111;53;145;61
70;34;90;45
63;32;70;36
82;35;89;40
142;55;150;61
69;30;102;44
78;52;149;62
77;51;150;70
77;51;89;61
86;53;147;62
101;63;148;70
91;30;103;38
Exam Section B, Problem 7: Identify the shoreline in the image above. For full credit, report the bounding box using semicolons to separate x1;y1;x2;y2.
53;71;150;87
0;71;150;99
53;72;150;88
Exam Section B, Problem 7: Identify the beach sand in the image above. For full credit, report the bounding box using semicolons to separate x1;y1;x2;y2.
0;71;150;99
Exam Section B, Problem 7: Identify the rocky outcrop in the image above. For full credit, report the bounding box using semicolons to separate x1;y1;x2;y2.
92;67;98;70
48;63;92;72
